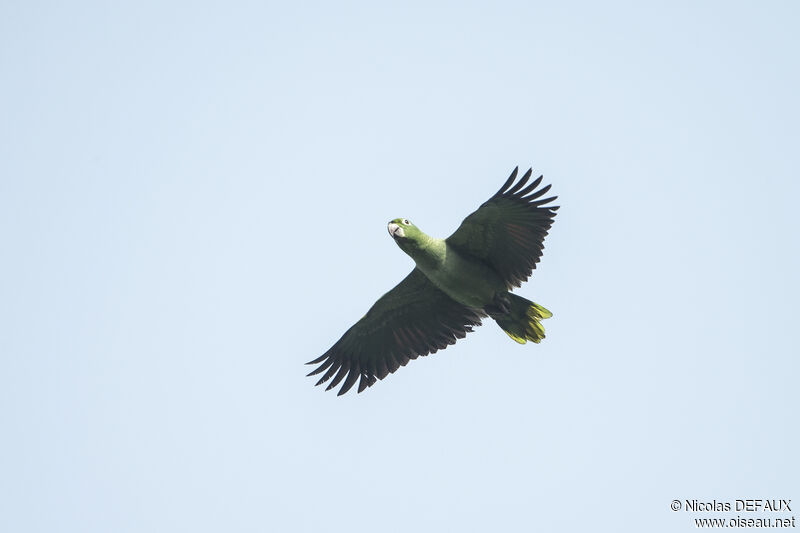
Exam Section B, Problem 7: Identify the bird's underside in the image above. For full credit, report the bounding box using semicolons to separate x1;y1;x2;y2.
306;166;559;395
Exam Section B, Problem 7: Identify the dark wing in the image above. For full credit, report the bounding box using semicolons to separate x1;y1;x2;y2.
446;167;559;289
306;268;484;396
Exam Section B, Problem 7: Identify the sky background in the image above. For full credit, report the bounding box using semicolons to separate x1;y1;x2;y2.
1;1;798;532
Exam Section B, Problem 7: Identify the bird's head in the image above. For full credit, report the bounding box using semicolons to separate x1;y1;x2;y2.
387;218;425;250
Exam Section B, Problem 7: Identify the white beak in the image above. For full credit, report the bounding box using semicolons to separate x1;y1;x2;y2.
387;222;405;238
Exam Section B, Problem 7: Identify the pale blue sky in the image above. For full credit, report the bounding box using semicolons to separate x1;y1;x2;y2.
1;1;798;532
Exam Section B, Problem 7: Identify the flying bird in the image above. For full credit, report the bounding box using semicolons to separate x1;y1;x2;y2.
307;166;559;395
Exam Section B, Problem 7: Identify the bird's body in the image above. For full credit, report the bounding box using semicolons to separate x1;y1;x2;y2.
397;233;504;308
307;167;559;395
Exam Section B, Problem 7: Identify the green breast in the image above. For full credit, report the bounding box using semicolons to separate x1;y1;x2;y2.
418;244;503;308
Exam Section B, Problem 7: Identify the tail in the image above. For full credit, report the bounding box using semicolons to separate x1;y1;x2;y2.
488;293;552;344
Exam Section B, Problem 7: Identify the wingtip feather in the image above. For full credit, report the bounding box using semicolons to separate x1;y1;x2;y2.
306;357;334;377
337;364;361;395
326;363;351;390
495;167;519;196
506;168;533;195
306;354;327;365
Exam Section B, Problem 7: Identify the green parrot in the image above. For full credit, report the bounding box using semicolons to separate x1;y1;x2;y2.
307;166;559;395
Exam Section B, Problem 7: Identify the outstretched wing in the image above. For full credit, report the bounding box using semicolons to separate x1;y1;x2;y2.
446;167;559;289
306;268;484;396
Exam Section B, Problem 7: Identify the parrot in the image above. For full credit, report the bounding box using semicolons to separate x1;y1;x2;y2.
306;166;559;395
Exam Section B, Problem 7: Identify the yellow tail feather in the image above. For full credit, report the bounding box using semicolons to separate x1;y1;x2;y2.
494;295;552;344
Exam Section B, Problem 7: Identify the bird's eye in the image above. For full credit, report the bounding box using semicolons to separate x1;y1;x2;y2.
403;219;410;225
